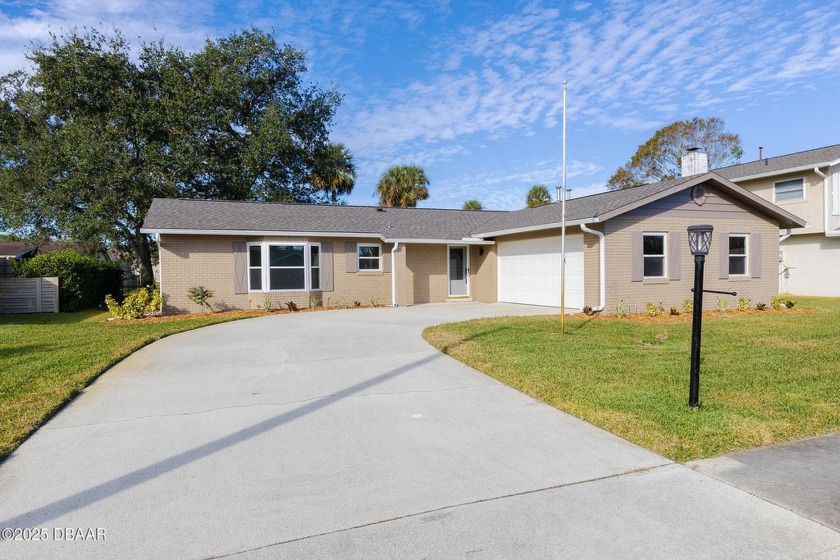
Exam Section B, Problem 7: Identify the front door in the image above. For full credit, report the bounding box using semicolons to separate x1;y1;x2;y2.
448;246;469;296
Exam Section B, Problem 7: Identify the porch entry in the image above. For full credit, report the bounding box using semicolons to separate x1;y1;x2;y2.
448;246;469;297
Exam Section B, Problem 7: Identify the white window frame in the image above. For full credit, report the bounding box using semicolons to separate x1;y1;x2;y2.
728;234;748;277
246;242;319;292
773;177;805;204
246;242;264;292
357;243;382;271
310;243;321;290
642;233;667;279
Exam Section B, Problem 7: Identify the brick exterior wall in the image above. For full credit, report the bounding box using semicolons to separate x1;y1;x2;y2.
470;244;497;303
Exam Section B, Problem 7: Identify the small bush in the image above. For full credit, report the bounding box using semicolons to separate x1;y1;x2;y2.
309;294;321;308
716;296;729;312
615;299;627;318
14;249;122;311
105;285;162;319
645;301;662;317
337;298;348;309
353;300;362;308
187;286;214;311
682;299;693;313
582;305;594;316
737;297;751;312
771;296;783;310
669;306;680;316
755;302;767;311
370;298;380;308
784;300;796;309
261;292;273;311
286;301;299;312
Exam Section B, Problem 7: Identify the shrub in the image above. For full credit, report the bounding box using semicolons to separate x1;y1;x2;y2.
13;249;122;312
615;299;627;318
309;294;321;308
770;295;782;310
286;301;299;312
370;298;380;308
353;300;362;308
737;297;751;312
755;302;767;311
682;299;693;313
784;300;796;309
716;296;729;312
261;292;273;311
669;306;680;316
337;298;348;309
187;286;214;311
105;285;162;319
645;301;662;317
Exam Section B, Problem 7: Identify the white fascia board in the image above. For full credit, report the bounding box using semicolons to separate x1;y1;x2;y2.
726;163;836;182
382;237;494;245
140;228;381;238
472;218;594;239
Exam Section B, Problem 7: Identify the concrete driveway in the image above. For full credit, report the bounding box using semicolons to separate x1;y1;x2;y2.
1;303;838;559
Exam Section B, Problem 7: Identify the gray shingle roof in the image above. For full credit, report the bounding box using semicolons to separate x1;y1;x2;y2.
142;198;504;241
472;176;696;235
716;144;840;180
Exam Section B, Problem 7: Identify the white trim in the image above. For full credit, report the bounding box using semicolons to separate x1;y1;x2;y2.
474;218;593;239
642;232;667;279
447;245;470;298
579;224;605;312
357;243;382;271
310;243;321;291
728;233;749;277
140;228;381;238
246;241;264;292
772;177;806;204
383;237;494;245
391;242;400;306
247;241;321;292
724;163;834;182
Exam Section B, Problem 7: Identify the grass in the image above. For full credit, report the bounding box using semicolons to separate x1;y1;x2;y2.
0;309;264;462
424;296;840;462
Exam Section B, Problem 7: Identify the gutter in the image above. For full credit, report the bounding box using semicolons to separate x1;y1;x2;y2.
475;218;594;239
579;223;605;312
814;167;840;238
391;242;399;306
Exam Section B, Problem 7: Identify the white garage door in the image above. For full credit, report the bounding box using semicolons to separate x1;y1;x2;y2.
497;234;584;309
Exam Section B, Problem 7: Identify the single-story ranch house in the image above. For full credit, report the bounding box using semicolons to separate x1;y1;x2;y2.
142;164;805;314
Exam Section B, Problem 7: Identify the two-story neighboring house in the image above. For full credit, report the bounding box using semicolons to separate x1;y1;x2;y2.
715;145;840;296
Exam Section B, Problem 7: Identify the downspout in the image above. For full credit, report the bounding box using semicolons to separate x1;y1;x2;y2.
391;242;400;306
815;167;840;237
579;223;605;312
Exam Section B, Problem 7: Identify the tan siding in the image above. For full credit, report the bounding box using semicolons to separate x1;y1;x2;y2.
733;170;825;235
470;245;497;302
405;244;448;304
583;226;603;309
159;235;392;313
603;212;780;314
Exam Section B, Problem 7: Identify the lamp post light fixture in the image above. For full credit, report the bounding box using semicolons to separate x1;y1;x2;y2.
687;225;713;408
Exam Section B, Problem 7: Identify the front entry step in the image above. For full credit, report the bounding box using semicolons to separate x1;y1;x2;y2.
446;296;474;303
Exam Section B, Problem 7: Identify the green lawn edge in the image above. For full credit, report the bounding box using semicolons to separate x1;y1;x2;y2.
423;296;840;462
0;311;264;462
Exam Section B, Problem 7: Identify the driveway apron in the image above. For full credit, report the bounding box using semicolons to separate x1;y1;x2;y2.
1;303;838;559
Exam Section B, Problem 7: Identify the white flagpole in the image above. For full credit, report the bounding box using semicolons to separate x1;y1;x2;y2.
561;81;567;334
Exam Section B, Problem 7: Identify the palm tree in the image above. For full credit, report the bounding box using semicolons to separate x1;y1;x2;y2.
375;165;430;207
463;199;483;210
309;143;356;204
526;184;551;208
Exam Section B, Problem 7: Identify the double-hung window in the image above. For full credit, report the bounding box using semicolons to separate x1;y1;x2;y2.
774;178;804;203
728;234;748;276
310;244;321;290
358;244;381;270
643;233;666;278
248;242;319;291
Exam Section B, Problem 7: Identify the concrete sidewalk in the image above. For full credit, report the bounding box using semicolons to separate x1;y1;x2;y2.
1;303;838;559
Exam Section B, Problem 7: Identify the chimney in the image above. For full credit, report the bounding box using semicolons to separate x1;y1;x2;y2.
681;147;708;177
758;146;764;160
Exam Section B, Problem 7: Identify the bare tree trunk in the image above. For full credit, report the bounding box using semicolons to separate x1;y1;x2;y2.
133;228;154;286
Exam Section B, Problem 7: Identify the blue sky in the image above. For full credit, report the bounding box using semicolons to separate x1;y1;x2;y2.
2;0;839;210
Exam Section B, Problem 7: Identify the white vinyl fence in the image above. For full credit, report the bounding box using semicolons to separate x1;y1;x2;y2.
0;277;59;313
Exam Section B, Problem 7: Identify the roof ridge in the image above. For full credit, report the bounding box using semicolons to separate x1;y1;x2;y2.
716;143;840;171
157;197;507;213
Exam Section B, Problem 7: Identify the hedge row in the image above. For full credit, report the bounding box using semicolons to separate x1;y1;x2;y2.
13;249;123;311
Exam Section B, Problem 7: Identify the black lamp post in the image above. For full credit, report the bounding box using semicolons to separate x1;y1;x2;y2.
687;225;714;408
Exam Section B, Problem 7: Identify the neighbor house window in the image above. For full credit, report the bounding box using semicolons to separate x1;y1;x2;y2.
774;178;804;203
358;244;381;270
643;233;666;278
729;234;748;276
269;244;305;290
248;244;262;291
310;244;321;290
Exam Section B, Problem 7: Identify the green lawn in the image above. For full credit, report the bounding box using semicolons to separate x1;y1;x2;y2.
424;296;840;462
0;310;262;461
